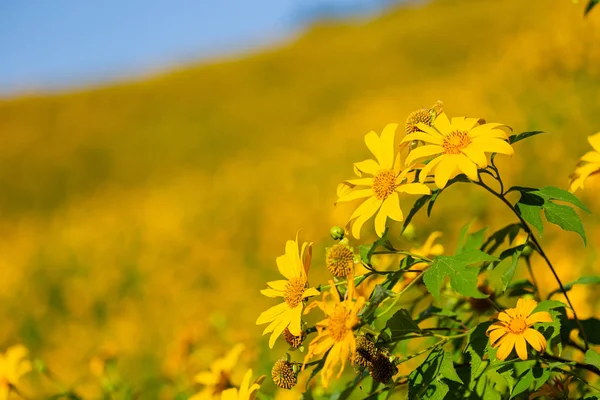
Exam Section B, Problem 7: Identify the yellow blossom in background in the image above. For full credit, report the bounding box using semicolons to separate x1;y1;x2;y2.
402;113;513;188
302;279;366;388
486;298;552;361
220;369;264;400
0;345;31;400
337;123;431;238
256;236;320;348
569;132;600;192
529;376;572;399
191;344;245;400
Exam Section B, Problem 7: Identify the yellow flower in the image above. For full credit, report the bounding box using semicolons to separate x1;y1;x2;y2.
529;376;572;399
192;344;245;399
220;369;264;400
401;113;513;189
0;345;31;400
337;123;431;238
486;298;552;361
256;236;320;348
569;132;600;192
302;279;366;388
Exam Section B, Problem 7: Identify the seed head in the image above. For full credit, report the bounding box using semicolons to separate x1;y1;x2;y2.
354;335;378;367
369;353;396;384
283;328;305;349
271;359;297;390
325;243;355;277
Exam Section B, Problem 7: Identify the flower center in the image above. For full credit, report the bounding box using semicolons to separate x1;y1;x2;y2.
405;109;432;135
372;170;397;200
442;131;471;154
328;306;359;342
508;317;527;334
326;244;354;277
284;276;306;308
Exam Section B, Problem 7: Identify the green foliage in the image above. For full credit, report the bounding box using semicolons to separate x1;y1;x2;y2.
424;250;496;302
586;0;599;15
508;130;545;144
385;309;422;341
515;187;587;244
408;349;462;399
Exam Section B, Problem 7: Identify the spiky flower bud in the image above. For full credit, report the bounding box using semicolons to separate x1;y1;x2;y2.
283;328;305;349
354;335;378;368
369;353;396;384
272;359;297;390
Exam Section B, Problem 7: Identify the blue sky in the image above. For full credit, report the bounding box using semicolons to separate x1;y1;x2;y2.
0;0;401;95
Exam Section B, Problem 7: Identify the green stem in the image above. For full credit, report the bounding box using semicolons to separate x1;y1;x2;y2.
371;250;432;263
376;271;425;318
317;274;364;292
525;256;541;302
474;175;590;350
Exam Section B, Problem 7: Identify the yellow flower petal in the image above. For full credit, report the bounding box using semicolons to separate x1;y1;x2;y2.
515;335;528;360
523;328;546;352
353;159;381;176
495;333;516;361
405;145;444;165
516;298;538;317
378;123;397;169
195;371;220;386
418;156;443;184
364;131;381;162
434;155;459;189
461;146;488;168
401;132;442;145
267;280;288;291
525;311;553;325
302;287;320;299
470;137;514;155
269;313;291;348
350;197;382;239
260;288;282;298
434;113;452;134
256;302;288;325
288;305;303;336
380;193;403;222
337;188;374;203
456;155;479;181
488;328;507;346
588;132;600;152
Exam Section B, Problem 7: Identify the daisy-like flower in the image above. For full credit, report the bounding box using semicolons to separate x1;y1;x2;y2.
569;132;600;192
401;113;514;189
302;279;366;388
256;236;320;348
336;123;431;239
486;298;552;361
191;344;245;400
529;376;572;399
0;345;32;400
220;369;264;400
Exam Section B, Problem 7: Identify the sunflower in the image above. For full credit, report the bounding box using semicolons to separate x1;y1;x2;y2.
0;345;31;400
256;236;320;348
192;344;245;400
220;369;264;400
486;298;552;361
401;113;513;189
569;132;600;193
302;279;366;388
336;123;431;238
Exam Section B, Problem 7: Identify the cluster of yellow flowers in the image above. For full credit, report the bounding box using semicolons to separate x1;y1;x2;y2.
4;105;598;399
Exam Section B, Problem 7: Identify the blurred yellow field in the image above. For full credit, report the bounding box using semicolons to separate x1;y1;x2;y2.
1;0;600;398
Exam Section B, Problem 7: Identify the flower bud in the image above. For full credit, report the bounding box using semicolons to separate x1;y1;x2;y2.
330;226;345;241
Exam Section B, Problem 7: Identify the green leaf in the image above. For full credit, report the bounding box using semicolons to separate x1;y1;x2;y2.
455;221;473;253
510;369;533;399
586;0;599;15
506;279;535;297
408;349;443;398
358;244;371;265
464;228;487;251
423;252;492;301
532;186;590;213
481;223;522;254
548;276;600;298
542;201;587;246
427;189;441;217
386;308;421;341
516;193;544;237
509;130;544;144
403;194;431;231
501;248;522;292
466;322;492;384
584;349;600;371
441;352;463;384
424;380;449;400
532;300;567;313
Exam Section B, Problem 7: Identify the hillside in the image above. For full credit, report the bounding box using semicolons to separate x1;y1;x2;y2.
1;0;600;397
